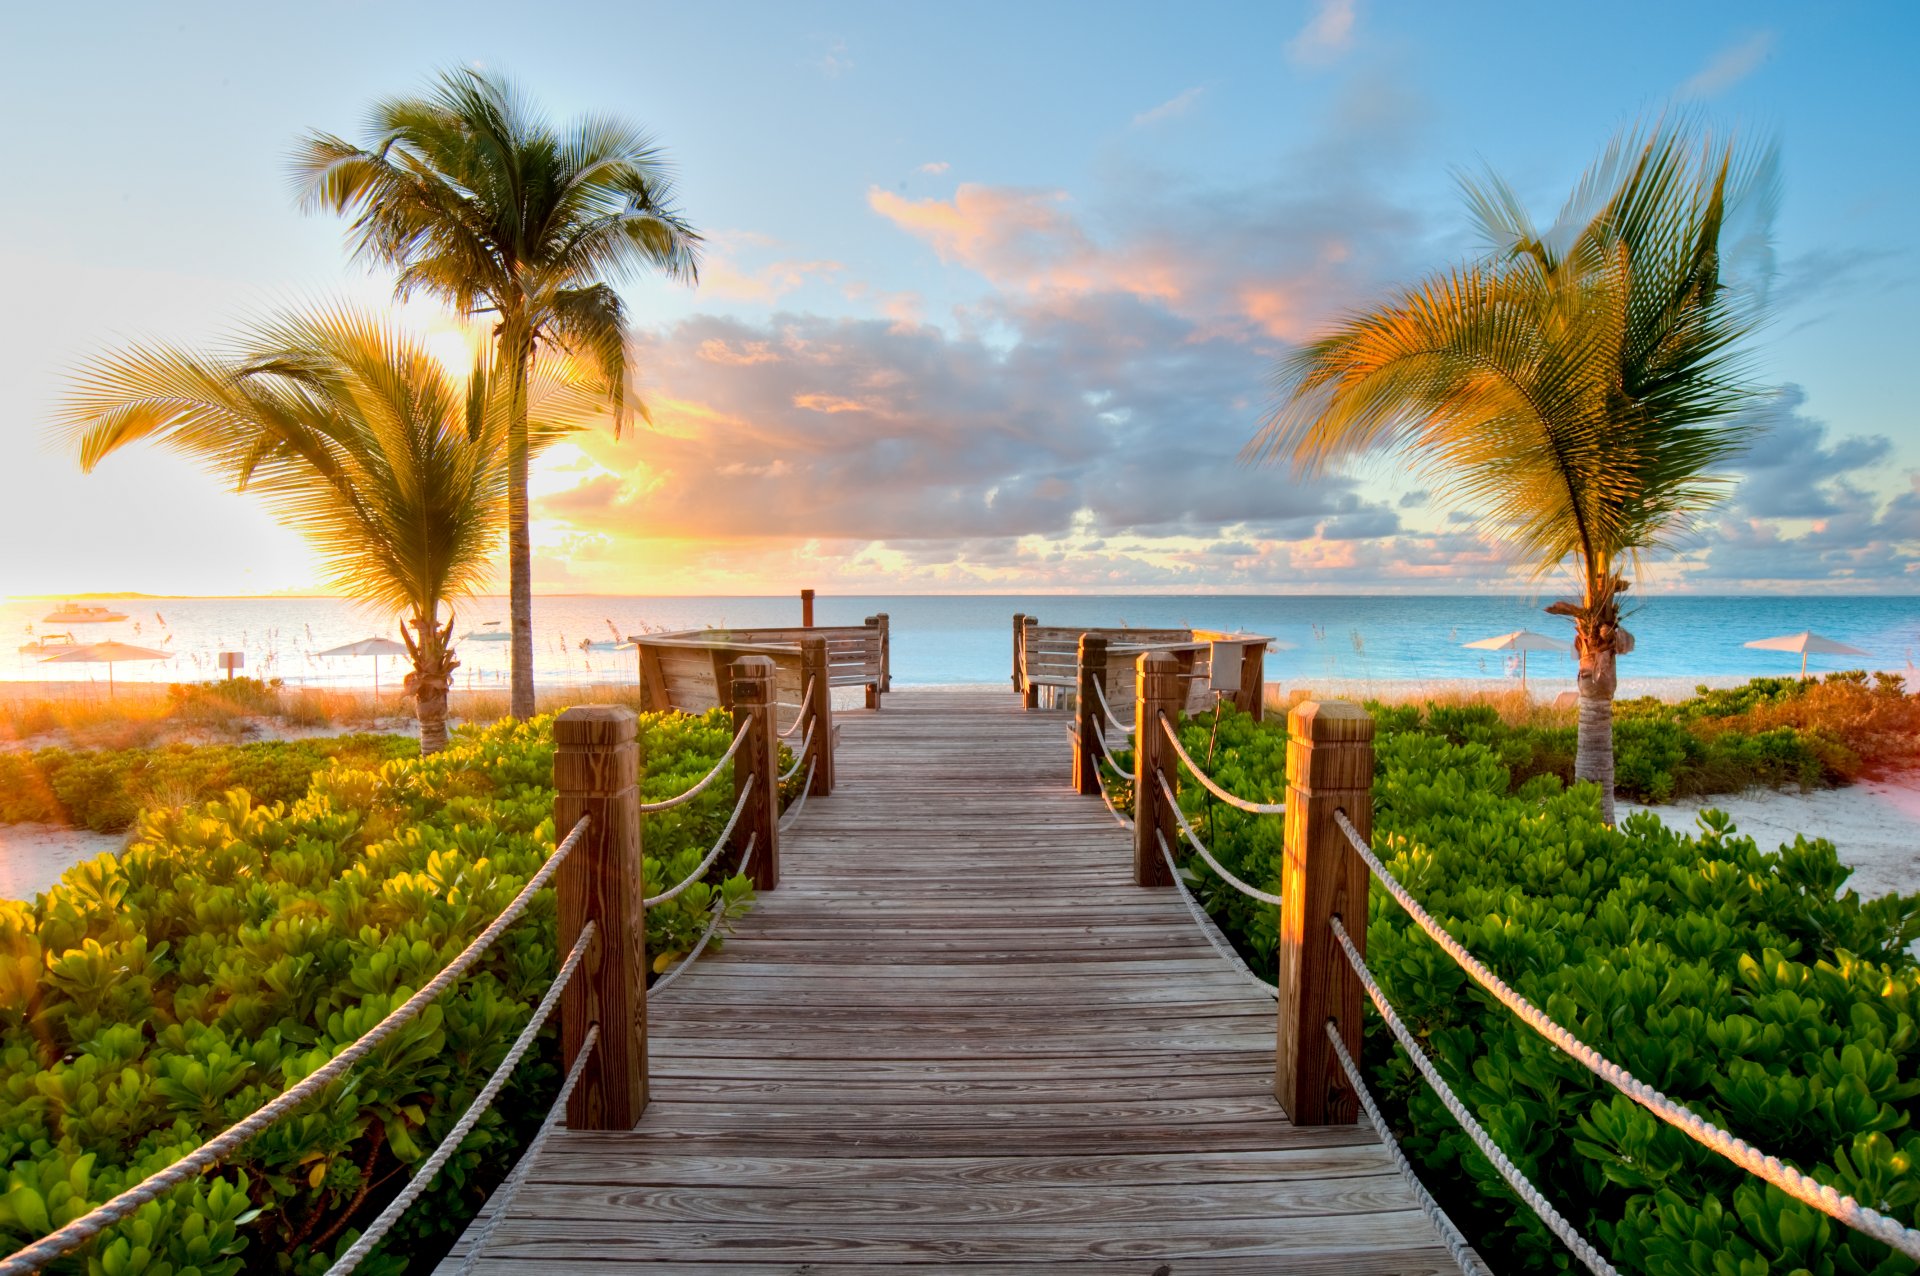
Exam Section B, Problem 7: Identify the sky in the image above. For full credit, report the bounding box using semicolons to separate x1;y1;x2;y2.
0;1;1915;598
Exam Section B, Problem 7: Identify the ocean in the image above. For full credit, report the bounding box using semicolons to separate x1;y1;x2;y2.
4;594;1917;692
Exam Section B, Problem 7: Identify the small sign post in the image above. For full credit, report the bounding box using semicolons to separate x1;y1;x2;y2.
218;651;244;681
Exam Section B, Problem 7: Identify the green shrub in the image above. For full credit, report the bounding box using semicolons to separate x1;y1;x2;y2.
0;735;419;832
1116;702;1920;1273
0;708;754;1273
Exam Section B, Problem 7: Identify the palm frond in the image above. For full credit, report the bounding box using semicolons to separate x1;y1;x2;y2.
1256;120;1771;591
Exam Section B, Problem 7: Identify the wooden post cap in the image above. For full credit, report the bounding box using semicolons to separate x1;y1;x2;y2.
555;704;638;744
731;655;775;701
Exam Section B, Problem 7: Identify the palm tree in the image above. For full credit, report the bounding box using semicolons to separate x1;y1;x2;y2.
1253;124;1774;821
58;310;580;753
292;68;701;721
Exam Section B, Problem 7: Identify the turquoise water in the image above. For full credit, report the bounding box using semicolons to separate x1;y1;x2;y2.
4;594;1916;689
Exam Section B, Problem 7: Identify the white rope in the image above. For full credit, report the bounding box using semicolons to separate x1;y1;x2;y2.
643;776;754;909
779;719;814;782
1157;713;1287;814
1324;1021;1494;1276
1153;770;1284;906
1089;720;1132;781
1155;830;1277;1000
779;681;816;737
1091;676;1133;736
1096;777;1134;830
778;760;817;833
325;922;598;1273
0;815;593;1274
651;835;755;996
1330;916;1618;1275
446;1024;598;1276
1334;811;1920;1262
638;721;751;813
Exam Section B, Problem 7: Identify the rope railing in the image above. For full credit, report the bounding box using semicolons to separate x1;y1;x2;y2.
0;814;595;1275
1333;810;1920;1264
325;922;598;1273
1324;1018;1495;1276
1153;770;1283;907
651;835;756;996
778;761;817;833
444;1024;599;1276
643;776;754;909
638;721;752;813
1096;775;1134;830
1153;830;1277;999
1090;676;1133;736
1156;713;1286;814
779;679;817;737
780;720;814;782
1330;915;1616;1274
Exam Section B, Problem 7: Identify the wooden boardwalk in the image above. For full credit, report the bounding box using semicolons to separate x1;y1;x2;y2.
447;686;1463;1273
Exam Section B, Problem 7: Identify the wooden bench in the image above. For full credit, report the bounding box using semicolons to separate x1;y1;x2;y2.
635;616;890;711
1011;615;1273;718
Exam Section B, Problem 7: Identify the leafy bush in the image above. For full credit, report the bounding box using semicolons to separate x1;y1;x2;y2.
0;708;754;1273
1118;702;1920;1273
0;735;420;832
1365;673;1920;804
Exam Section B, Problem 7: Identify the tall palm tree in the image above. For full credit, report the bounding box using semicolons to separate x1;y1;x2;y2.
58;310;580;753
1253;124;1774;821
292;68;701;721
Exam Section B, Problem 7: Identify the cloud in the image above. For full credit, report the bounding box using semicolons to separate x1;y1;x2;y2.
1674;385;1920;588
1681;30;1775;98
1288;0;1357;65
917;161;950;175
1133;87;1204;127
817;37;853;78
1728;384;1894;519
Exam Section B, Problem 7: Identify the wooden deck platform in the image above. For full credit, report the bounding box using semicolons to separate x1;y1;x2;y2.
445;686;1463;1272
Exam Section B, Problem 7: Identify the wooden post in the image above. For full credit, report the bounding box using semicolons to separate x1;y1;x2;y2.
800;635;835;795
1275;700;1374;1126
876;612;891;692
731;656;780;890
1074;634;1108;796
800;588;815;627
553;706;646;1129
1012;613;1027;691
863;616;883;710
1239;642;1267;722
1131;651;1182;887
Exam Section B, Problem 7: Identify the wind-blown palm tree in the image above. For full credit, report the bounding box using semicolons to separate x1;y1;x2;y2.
58;310;580;753
1253;124;1774;821
292;68;701;721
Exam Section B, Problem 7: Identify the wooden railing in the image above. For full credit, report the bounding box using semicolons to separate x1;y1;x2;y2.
1012;613;1270;718
553;653;825;1129
1110;649;1372;1125
633;614;889;712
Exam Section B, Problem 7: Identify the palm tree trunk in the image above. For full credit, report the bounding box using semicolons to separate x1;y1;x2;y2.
405;612;458;756
1573;632;1617;824
504;319;536;721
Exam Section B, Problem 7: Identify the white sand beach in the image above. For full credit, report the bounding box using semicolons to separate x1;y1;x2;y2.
0;823;127;901
1627;775;1920;899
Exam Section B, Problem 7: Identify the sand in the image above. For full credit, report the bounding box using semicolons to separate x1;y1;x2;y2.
1626;775;1920;899
0;823;127;901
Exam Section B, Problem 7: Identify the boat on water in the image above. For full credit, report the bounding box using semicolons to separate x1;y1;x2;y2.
42;602;130;624
18;632;83;656
460;621;510;642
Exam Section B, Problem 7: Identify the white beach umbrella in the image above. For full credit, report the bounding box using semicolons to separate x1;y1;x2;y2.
313;636;409;695
1742;631;1870;678
1462;629;1571;688
40;641;172;696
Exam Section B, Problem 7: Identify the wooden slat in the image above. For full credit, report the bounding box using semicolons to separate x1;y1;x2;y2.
443;687;1470;1271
